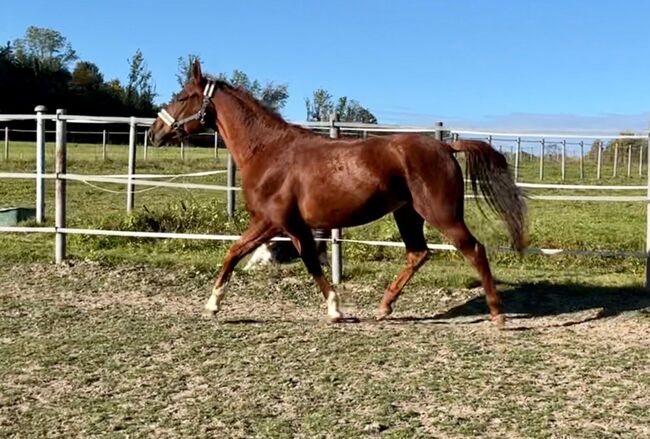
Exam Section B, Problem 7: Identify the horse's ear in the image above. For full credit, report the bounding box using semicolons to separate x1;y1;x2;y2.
191;60;202;83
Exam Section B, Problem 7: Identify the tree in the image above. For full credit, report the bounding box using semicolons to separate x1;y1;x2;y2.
126;49;156;115
218;69;289;112
12;26;77;71
336;96;377;124
306;89;377;123
305;89;334;122
70;61;103;91
176;53;200;87
587;132;646;163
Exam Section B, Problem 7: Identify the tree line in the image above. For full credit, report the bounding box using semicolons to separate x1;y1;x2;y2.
0;26;377;128
1;27;156;117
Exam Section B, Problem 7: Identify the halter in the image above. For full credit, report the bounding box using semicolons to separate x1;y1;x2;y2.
158;80;216;134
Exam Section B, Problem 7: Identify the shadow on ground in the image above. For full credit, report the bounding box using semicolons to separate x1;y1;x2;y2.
423;282;650;323
218;282;650;327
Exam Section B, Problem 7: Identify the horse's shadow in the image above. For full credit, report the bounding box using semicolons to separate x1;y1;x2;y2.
395;281;650;326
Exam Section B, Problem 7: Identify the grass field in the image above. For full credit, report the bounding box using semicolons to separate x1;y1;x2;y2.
1;139;649;437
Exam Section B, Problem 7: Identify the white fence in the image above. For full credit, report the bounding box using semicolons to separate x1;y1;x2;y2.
1;109;649;288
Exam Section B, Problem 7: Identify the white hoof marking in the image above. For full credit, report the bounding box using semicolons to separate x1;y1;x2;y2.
204;284;228;313
327;290;342;320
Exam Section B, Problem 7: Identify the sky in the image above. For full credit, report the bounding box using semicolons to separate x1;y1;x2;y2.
3;0;650;132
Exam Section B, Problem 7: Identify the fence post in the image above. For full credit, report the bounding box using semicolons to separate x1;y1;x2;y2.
126;117;136;213
143;129;148;161
55;109;67;264
579;141;584;179
214;132;219;160
227;154;236;217
434;121;444;142
562;139;566;180
102;129;107;161
539;139;545;181
35;105;47;223
330;111;342;285
640;145;644;177
514;137;521;181
627;144;632;178
646;134;650;290
3;127;8;161
613;143;618;177
597;141;602;179
180;139;185;160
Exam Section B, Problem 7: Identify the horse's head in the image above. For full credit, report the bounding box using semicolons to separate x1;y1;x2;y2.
149;61;216;146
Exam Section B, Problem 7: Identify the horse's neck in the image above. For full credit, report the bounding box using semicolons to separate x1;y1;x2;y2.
214;90;289;169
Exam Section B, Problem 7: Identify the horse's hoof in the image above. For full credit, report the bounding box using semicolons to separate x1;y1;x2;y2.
491;314;506;329
327;315;342;324
204;300;220;315
203;307;218;317
327;313;359;324
376;305;392;321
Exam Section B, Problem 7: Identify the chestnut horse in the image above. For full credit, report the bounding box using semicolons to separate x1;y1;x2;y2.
150;61;527;326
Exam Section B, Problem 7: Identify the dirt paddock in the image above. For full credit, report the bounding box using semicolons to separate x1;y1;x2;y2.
2;262;650;438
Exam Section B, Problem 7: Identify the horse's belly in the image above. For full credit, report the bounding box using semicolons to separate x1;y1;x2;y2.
301;191;407;228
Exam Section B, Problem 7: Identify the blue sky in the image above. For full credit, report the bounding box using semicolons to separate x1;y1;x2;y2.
3;0;650;131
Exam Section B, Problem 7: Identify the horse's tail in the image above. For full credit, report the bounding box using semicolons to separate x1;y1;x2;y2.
451;139;528;252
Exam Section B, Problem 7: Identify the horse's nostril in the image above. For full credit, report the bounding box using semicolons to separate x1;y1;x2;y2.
148;128;159;146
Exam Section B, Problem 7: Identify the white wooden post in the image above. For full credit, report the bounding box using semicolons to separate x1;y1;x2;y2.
597;141;603;179
55;109;67;264
562;140;566;180
126;117;136;213
35;105;47;223
627;144;632;178
514;137;521;181
579;141;584;179
434;121;444;142
640;145;644;177
143;129;148;161
539;139;545;181
613;143;619;177
3;127;8;161
102;129;107;161
330;112;342;285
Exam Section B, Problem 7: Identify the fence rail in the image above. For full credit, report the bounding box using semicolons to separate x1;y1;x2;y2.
1;108;650;289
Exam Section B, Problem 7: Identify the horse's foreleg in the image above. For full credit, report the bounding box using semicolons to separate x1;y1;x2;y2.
286;227;348;322
205;220;279;314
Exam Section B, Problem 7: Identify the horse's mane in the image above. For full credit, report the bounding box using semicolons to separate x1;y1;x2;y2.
212;78;316;142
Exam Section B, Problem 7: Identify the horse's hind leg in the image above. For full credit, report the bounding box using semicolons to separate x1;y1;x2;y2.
441;221;504;327
377;205;429;320
205;219;279;314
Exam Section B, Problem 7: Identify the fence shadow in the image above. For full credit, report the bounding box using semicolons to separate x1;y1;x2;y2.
438;281;650;320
